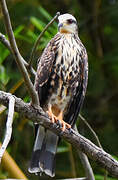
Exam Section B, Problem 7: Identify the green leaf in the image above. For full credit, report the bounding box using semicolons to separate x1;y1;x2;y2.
23;95;30;103
16;34;33;43
14;25;24;37
57;146;69;153
0;65;9;85
30;17;44;30
38;6;57;29
0;44;10;64
112;155;118;161
26;30;38;42
95;174;116;180
38;6;52;21
30;17;50;37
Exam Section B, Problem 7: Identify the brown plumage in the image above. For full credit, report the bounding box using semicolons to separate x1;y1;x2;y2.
29;13;88;177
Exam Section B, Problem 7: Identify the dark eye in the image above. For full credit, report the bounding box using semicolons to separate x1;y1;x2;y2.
67;19;77;25
67;19;74;24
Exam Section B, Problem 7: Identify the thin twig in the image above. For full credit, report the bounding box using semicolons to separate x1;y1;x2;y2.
0;0;39;106
59;178;87;180
79;115;108;179
0;32;12;51
69;144;76;177
29;12;60;66
74;126;95;180
79;114;102;148
24;63;36;76
78;151;95;180
0;95;15;162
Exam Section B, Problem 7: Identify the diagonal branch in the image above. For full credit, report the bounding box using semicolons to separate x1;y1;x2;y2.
79;114;102;148
29;12;60;66
0;32;12;51
79;115;108;179
60;178;87;180
0;0;38;106
0;90;118;178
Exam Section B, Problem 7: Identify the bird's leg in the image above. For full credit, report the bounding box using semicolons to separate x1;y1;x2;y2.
57;111;71;131
47;106;57;124
47;105;71;131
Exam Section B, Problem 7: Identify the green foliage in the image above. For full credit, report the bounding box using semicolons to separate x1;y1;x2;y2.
0;44;9;64
26;7;57;50
0;1;118;180
57;146;69;153
95;174;116;180
0;65;9;90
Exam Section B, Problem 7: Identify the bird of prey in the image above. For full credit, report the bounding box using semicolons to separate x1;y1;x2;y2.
28;13;88;177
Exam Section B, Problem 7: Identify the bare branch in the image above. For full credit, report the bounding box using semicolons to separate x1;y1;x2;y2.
0;95;15;162
29;12;60;66
78;152;94;180
69;144;76;177
0;32;12;51
0;0;38;106
0;91;118;178
74;126;95;180
79;115;108;179
24;63;36;76
59;178;87;180
79;114;102;148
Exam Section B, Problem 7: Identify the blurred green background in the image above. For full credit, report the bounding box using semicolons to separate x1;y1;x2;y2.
0;0;118;179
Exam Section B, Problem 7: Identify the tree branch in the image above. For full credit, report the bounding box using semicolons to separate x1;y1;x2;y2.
79;115;108;179
0;0;38;106
78;151;94;180
60;178;87;180
0;95;15;162
68;144;77;177
74;126;95;180
29;12;60;66
79;114;102;148
0;32;12;51
0;90;118;178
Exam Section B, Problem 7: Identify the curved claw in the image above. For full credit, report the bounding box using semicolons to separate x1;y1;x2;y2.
60;120;71;131
47;110;57;123
47;108;71;131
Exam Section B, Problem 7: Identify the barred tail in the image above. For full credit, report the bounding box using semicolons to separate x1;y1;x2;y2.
28;126;59;177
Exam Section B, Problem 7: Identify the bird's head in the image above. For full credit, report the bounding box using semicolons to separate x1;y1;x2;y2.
58;13;78;34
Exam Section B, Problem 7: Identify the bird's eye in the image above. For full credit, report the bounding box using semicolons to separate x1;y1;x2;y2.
67;19;73;24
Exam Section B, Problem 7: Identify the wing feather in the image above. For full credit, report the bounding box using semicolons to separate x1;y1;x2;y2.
64;41;88;127
35;33;61;91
